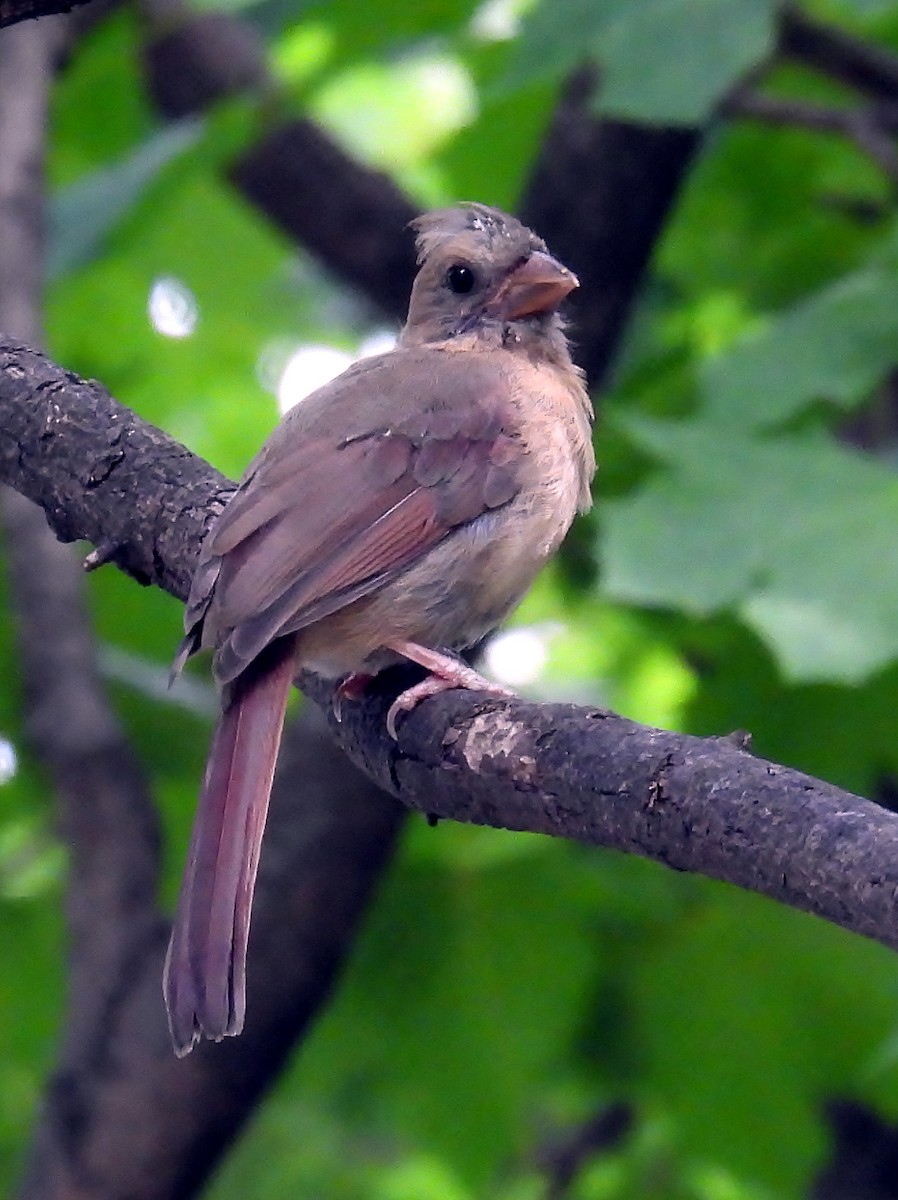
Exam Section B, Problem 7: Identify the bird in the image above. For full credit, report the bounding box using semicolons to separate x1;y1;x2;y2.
163;202;595;1056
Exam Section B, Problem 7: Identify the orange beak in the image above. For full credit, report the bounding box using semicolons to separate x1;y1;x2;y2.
494;250;579;320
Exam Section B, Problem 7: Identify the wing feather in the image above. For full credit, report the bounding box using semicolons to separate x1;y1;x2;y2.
181;349;526;684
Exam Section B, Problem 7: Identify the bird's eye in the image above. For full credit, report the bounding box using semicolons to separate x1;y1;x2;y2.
445;264;476;295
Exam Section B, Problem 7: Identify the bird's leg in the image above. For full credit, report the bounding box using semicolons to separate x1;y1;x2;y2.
333;672;375;721
384;639;514;739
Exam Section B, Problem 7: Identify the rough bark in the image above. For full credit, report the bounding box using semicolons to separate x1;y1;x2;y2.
0;337;231;598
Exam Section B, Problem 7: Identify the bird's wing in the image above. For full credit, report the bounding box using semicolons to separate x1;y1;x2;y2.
188;349;525;685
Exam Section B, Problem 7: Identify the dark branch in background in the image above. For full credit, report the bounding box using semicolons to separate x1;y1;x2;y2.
20;701;402;1200
720;7;898;193
535;1104;634;1199
0;19;159;1199
3;338;898;962
230;122;419;319
0;16;154;1180
520;68;700;389
812;1101;898;1200
780;4;898;100
723;89;898;185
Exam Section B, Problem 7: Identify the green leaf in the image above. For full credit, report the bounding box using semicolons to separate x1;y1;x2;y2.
499;0;600;91
48;120;203;282
657;116;889;311
603;417;898;681
593;0;776;125
49;11;155;184
830;0;898;14
503;0;776;125
702;266;898;429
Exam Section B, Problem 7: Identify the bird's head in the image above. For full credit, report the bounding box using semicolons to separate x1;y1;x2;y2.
402;203;578;356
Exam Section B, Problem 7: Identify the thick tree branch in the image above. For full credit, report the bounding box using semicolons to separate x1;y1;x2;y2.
0;338;229;600
780;5;898;101
520;70;699;389
307;676;898;952
2;337;897;959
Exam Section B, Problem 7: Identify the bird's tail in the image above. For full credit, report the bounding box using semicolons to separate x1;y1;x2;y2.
163;638;296;1056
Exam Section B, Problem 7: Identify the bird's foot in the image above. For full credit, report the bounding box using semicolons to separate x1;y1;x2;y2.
384;640;514;739
333;672;374;722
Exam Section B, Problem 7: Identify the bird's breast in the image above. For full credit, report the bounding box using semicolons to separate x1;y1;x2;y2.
297;360;594;680
296;505;544;678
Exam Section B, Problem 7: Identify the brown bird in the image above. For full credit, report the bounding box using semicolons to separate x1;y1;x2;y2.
163;203;595;1056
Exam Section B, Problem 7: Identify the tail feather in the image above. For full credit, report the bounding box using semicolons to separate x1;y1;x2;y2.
163;639;296;1056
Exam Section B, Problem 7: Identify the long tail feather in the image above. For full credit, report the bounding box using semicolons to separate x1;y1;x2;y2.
163;639;296;1056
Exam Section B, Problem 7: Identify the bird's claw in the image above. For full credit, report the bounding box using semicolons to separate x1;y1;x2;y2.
333;672;374;722
385;665;514;739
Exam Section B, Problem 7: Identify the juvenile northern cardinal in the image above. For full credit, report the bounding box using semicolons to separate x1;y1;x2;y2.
164;204;595;1055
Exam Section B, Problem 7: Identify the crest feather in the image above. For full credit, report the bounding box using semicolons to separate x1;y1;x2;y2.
410;203;546;264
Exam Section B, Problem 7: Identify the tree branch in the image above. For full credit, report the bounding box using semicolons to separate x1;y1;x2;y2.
780;4;898;101
722;6;898;189
535;1104;634;1200
308;675;898;952
2;336;897;958
140;0;421;322
228;118;418;322
520;68;700;389
724;88;898;185
0;338;229;600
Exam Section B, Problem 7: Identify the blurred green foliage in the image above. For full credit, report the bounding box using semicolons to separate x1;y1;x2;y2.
3;0;898;1196
505;0;777;123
